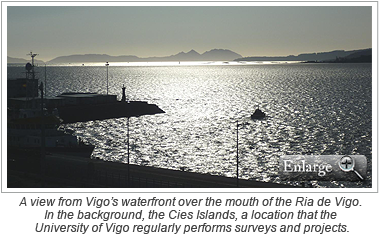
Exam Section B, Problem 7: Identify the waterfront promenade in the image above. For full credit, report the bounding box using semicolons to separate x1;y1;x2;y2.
7;152;292;188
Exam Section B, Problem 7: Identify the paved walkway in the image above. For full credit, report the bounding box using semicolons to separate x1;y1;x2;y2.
8;152;293;188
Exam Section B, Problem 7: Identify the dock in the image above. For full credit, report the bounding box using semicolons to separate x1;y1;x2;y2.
58;100;164;123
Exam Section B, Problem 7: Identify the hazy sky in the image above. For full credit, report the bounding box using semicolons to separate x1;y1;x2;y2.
7;5;372;62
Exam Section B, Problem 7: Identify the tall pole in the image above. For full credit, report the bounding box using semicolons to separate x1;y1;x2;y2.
127;117;130;186
39;82;45;187
44;64;47;97
105;62;109;95
236;120;239;188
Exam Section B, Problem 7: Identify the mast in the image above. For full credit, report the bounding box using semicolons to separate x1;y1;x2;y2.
27;51;38;81
25;52;39;102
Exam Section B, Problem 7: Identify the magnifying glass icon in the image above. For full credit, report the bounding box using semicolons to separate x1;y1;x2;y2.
338;156;364;180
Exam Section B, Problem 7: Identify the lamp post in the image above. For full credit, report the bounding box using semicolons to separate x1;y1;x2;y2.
105;62;109;95
45;64;47;97
39;82;45;186
236;120;239;188
127;117;130;186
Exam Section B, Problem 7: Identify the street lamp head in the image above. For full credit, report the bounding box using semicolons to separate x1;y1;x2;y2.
105;62;109;66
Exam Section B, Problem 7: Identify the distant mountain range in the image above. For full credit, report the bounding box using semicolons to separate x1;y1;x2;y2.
7;56;45;64
46;49;242;63
235;48;372;62
7;48;371;64
327;48;372;63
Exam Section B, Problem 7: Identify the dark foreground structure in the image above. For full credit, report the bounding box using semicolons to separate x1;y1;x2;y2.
7;150;291;188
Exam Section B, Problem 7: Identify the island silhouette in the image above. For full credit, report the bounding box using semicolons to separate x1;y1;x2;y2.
7;48;372;64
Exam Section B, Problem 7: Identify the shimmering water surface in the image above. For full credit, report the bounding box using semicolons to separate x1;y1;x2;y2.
8;62;372;187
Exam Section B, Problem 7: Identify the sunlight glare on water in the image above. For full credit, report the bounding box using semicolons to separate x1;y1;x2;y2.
8;62;372;187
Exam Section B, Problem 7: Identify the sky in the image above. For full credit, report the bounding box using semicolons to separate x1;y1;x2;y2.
6;5;372;62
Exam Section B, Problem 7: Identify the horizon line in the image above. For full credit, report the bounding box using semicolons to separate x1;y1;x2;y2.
7;47;372;63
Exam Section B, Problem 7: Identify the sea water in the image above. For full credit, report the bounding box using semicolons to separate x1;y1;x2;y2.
7;62;372;187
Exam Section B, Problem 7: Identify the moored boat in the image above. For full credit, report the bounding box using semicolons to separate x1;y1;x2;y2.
7;52;95;158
